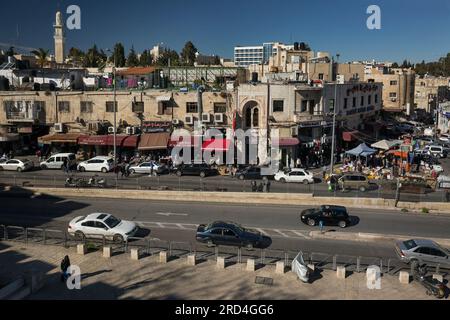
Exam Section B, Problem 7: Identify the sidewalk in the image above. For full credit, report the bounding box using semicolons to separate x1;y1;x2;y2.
0;241;439;300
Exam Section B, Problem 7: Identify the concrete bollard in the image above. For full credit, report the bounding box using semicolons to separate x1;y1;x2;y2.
399;271;410;284
337;266;347;279
276;261;286;274
103;246;112;258
77;244;86;255
217;256;226;269
187;254;197;266
246;258;256;272
130;248;140;261
159;251;169;264
433;274;444;283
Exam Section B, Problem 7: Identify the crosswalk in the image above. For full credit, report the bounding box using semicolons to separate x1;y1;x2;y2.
136;221;312;240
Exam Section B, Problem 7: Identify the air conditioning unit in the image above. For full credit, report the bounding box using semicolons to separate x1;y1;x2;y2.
391;98;397;102
108;126;116;134
291;127;299;137
172;119;180;125
54;123;64;133
185;115;194;125
202;113;211;123
126;127;134;135
214;113;224;124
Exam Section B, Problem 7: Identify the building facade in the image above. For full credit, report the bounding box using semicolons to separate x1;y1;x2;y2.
415;76;450;113
234;42;294;67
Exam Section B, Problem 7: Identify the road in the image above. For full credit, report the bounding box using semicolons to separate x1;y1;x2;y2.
1;167;449;203
1;195;450;259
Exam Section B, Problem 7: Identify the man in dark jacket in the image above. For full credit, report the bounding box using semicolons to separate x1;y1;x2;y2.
60;255;71;282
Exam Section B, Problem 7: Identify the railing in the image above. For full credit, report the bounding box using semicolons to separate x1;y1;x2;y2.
2;224;448;275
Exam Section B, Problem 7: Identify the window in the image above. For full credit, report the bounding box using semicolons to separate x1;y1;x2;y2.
106;101;118;113
81;221;95;228
329;99;335;112
158;101;172;115
389;93;397;98
213;103;227;114
34;101;45;111
273;100;284;112
352;97;356;108
368;95;372;105
319;73;324;80
58;101;70;113
390;81;398;86
252;108;259;127
309;100;315;115
301;100;308;112
343;98;348;109
375;94;378;103
186;102;198;113
429;248;446;257
80;101;93;113
223;229;236;237
415;247;430;255
210;228;223;235
132;102;144;113
360;96;364;106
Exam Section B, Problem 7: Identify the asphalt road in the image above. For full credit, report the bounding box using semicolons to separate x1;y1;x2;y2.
1;196;450;259
1;167;449;203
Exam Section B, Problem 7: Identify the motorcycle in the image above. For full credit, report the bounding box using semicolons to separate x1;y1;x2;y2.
413;265;447;299
65;176;88;188
88;175;107;188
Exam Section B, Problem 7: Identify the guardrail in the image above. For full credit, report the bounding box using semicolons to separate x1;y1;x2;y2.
1;224;448;276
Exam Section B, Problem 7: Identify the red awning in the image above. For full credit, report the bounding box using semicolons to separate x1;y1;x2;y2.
343;131;360;142
272;138;300;147
202;139;232;152
168;136;202;148
78;135;138;148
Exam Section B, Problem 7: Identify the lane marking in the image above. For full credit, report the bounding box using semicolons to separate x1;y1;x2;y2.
256;228;268;235
273;229;289;238
290;230;310;239
176;224;186;229
155;212;189;217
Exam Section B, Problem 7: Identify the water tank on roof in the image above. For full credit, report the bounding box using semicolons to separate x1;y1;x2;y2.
294;42;299;51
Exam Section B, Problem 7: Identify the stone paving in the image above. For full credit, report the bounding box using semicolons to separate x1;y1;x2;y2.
0;241;444;300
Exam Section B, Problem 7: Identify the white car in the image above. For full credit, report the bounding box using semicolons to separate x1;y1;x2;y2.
77;156;114;173
68;213;138;242
439;134;450;143
0;159;34;172
274;168;314;184
129;162;164;175
431;165;444;174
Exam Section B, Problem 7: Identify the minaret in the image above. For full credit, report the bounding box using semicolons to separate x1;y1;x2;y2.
54;11;65;64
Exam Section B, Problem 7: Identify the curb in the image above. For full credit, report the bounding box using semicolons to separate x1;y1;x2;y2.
309;231;450;247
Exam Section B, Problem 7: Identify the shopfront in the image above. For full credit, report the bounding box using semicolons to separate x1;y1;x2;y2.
78;135;139;159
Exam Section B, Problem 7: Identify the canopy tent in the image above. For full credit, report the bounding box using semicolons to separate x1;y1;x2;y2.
371;139;402;151
345;143;377;157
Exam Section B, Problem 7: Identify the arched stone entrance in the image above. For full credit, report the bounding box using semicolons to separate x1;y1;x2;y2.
242;101;260;130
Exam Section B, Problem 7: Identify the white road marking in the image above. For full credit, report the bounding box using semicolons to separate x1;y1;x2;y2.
155;212;189;217
273;229;289;238
176;224;186;229
256;228;268;235
156;222;165;228
290;230;310;239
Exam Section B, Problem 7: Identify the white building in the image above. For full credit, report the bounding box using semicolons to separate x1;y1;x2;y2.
234;42;294;67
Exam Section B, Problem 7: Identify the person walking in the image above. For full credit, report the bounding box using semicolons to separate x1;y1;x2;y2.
322;165;327;181
62;158;69;174
251;180;257;192
60;255;71;283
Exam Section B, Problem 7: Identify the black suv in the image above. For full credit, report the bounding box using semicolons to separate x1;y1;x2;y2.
236;166;274;181
300;205;351;228
175;163;218;178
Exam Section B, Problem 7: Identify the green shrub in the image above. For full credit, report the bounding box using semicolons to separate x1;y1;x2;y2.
401;208;409;213
421;208;430;214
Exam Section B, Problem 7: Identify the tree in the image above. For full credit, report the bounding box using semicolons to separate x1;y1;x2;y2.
6;46;16;57
83;45;106;68
126;46;139;67
139;50;152;66
68;47;85;67
180;41;198;66
111;43;126;67
155;48;180;66
31;48;50;68
391;62;399;68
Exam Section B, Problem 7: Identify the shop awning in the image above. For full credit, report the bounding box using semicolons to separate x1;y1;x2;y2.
202;139;232;152
138;132;170;151
169;136;202;148
272;137;300;147
0;133;20;142
78;135;139;148
346;143;377;157
343;131;360;142
38;133;82;144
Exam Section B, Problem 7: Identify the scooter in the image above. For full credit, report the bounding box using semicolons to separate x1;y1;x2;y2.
292;251;310;283
88;175;107;188
65;176;88;188
414;265;447;299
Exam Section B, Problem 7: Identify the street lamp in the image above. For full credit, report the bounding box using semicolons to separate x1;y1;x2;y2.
329;53;340;177
106;48;118;182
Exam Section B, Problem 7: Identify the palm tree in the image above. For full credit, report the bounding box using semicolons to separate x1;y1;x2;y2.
31;48;50;83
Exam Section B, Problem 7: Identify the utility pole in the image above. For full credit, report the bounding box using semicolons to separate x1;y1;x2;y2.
107;48;118;184
330;53;340;177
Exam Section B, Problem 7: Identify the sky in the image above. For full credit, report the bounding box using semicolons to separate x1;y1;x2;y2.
1;0;450;63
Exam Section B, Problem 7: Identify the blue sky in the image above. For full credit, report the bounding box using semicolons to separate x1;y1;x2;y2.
1;0;450;63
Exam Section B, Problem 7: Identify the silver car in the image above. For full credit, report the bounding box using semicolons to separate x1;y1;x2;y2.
395;239;450;267
0;159;34;172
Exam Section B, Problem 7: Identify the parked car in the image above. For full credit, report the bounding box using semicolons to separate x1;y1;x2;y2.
423;145;447;159
196;221;270;249
77;156;114;173
300;205;351;228
68;213;138;242
40;153;77;170
0;159;34;172
175;163;217;178
395;239;450;267
338;174;372;192
129;162;169;176
274;168;314;184
235;166;274;181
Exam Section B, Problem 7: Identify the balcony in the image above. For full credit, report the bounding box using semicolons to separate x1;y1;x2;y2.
6;110;45;123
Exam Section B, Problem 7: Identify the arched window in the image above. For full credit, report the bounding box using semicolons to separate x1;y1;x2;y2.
252;108;259;128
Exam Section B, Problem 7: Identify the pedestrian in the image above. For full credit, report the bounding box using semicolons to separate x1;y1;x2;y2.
322;165;327;180
8;150;13;159
251;180;257;192
150;161;154;177
36;149;41;162
445;190;450;203
60;255;71;283
296;158;301;168
62;158;68;174
266;179;271;193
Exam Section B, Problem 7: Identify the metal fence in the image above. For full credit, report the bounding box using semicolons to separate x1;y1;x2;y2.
2;224;448;277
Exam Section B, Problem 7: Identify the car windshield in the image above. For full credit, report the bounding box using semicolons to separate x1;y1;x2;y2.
403;240;417;250
104;216;121;228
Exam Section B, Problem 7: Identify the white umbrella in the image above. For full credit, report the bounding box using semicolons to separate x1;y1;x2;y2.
371;140;402;151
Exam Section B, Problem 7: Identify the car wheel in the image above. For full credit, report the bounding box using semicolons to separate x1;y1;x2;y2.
176;171;182;177
238;175;245;181
41;165;47;170
359;186;367;192
79;167;86;172
280;178;287;183
303;180;309;185
307;219;316;227
338;221;347;228
101;168;108;173
113;234;124;243
130;169;135;174
17;167;23;172
199;172;206;178
74;231;85;241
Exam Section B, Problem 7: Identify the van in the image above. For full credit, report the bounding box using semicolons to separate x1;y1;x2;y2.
338;174;372;192
40;153;77;170
423;145;447;159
